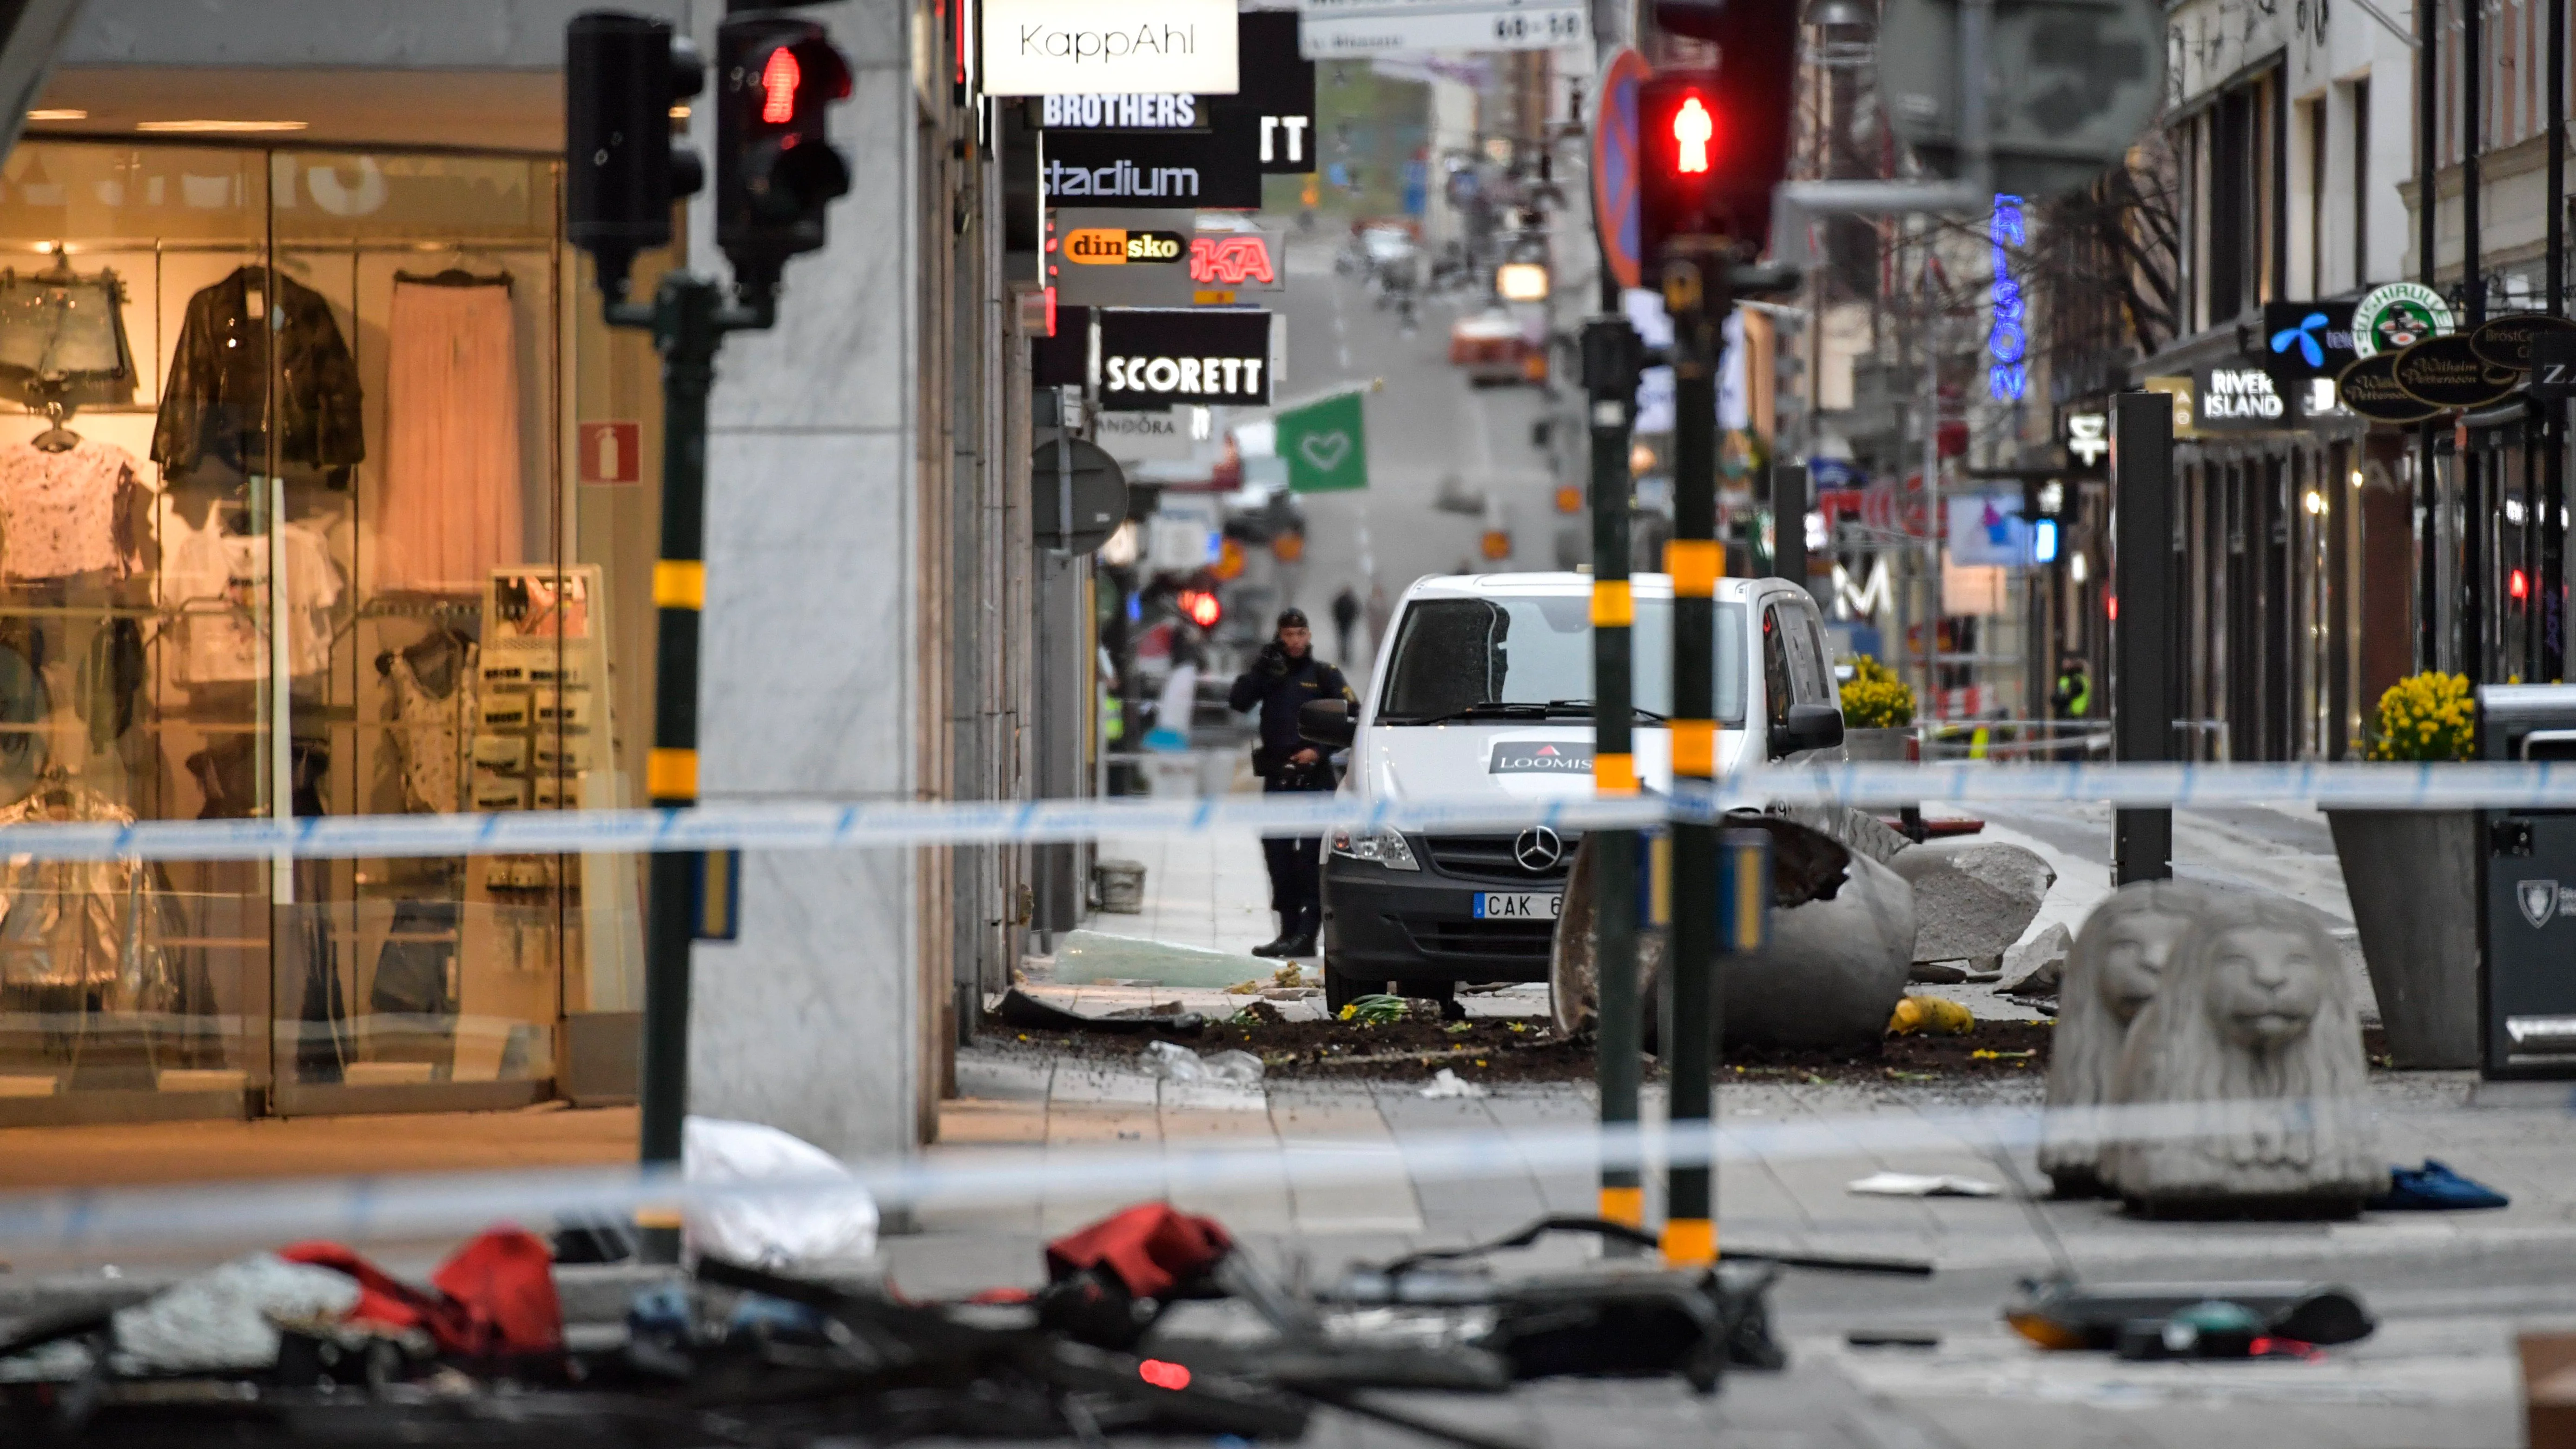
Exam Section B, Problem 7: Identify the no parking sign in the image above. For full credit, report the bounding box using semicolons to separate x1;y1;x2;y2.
1590;48;1650;292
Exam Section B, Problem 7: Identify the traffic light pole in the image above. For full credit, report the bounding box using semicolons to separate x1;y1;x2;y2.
2110;390;2174;885
1582;318;1645;1235
1663;253;1727;1268
605;272;777;1261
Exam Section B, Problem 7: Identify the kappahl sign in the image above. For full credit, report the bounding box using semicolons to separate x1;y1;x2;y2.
983;0;1240;96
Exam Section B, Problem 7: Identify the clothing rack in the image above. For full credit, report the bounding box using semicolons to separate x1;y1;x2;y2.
331;594;481;649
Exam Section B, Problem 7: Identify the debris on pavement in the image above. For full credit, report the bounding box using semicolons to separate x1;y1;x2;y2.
683;1116;882;1268
997;985;1208;1037
1888;996;1976;1036
2369;1158;2511;1211
106;1253;362;1374
2003;1278;2376;1353
1141;1039;1265;1086
1418;1067;1489;1099
1846;1330;1942;1349
1845;1172;2002;1198
2000;922;2074;998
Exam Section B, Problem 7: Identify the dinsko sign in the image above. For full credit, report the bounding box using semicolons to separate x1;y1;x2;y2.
1096;308;1274;409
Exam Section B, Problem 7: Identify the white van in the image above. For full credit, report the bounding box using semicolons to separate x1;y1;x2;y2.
1299;572;1845;1013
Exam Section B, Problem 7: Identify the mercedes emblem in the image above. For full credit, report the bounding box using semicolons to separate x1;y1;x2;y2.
1513;827;1565;872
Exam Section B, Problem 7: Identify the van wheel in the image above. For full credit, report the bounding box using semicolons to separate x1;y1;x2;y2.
1323;960;1375;1015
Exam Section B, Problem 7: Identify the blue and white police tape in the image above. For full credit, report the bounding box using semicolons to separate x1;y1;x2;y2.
0;1092;2556;1262
2;761;2576;862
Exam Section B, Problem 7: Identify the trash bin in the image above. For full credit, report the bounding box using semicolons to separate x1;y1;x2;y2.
1093;859;1148;914
2477;685;2576;1077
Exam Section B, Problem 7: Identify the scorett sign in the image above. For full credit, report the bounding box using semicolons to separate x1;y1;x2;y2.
1095;308;1274;409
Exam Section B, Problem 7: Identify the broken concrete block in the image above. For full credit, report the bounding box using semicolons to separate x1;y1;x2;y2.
1552;817;1915;1051
1886;842;2054;966
2002;922;2074;996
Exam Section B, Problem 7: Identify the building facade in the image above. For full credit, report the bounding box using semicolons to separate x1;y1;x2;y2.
0;0;1032;1157
2122;0;2420;761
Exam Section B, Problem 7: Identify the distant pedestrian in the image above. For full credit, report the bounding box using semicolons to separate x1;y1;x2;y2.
1330;586;1362;665
1229;608;1354;957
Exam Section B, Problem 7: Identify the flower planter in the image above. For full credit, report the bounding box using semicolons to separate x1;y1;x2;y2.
1841;727;1916;762
2325;808;2481;1068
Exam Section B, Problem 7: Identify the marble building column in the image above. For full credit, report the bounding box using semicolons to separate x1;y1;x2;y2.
685;0;926;1160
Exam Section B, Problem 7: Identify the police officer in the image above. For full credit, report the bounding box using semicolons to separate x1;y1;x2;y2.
2052;656;2093;720
1229;608;1354;957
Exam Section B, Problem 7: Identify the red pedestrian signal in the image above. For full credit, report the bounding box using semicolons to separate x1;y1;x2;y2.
717;13;854;298
1673;96;1713;173
759;48;801;124
1636;30;1797;267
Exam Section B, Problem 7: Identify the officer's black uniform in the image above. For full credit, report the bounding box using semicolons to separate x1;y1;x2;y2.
1229;614;1353;956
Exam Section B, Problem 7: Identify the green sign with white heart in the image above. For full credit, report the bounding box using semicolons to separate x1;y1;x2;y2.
1278;388;1368;493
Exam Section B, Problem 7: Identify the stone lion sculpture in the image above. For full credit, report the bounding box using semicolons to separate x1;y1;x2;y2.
2100;893;2386;1217
2038;880;2214;1198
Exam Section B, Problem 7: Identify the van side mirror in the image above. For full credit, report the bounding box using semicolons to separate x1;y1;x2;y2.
1778;702;1845;756
1300;698;1355;749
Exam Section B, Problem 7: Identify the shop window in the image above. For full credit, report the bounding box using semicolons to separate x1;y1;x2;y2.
0;141;647;1124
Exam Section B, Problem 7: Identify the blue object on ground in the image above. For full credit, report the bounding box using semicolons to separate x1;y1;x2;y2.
2369;1158;2510;1211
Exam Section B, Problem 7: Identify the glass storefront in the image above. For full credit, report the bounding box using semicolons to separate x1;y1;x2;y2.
0;141;654;1123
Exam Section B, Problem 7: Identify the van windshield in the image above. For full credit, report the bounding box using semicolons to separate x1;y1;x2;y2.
1374;596;1745;725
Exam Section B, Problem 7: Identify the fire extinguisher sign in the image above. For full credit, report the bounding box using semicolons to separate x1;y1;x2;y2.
578;420;643;485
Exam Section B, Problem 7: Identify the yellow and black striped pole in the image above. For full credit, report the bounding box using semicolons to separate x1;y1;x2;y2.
1662;254;1725;1268
1581;317;1645;1231
610;273;775;1261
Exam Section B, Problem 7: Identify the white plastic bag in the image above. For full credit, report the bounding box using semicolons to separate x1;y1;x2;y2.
1141;1039;1264;1085
111;1253;362;1374
1418;1068;1488;1099
1845;1171;2001;1198
684;1116;880;1269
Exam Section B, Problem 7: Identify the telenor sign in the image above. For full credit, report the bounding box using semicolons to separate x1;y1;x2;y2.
982;0;1240;96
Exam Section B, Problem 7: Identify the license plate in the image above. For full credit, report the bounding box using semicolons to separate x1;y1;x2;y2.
1474;892;1561;920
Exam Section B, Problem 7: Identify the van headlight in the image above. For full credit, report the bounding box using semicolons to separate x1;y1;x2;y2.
1330;827;1420;870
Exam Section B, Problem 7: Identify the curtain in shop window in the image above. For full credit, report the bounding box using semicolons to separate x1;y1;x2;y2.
375;278;524;593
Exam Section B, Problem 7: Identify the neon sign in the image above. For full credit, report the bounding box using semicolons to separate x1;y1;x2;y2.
1988;194;2026;402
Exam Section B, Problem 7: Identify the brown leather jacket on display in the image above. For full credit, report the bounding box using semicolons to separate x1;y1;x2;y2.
151;266;365;487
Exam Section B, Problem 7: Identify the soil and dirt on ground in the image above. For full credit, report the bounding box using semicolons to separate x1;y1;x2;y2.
980;1003;2068;1087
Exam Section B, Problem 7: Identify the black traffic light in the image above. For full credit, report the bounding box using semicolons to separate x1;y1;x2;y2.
1636;21;1797;266
566;11;704;301
715;12;853;298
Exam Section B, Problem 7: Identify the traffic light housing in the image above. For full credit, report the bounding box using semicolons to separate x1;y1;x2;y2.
716;13;853;298
566;11;704;301
1636;27;1797;266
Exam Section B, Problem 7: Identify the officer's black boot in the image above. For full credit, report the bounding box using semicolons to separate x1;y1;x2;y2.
1251;911;1299;958
1277;903;1320;958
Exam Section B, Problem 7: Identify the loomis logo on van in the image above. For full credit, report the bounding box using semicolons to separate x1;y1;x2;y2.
1490;741;1594;774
